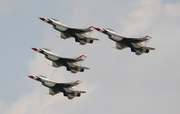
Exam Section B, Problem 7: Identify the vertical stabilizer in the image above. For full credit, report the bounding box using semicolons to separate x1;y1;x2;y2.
140;36;152;46
75;55;87;66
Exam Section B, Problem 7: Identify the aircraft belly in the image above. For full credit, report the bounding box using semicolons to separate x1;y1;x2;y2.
51;85;64;92
65;32;77;39
54;58;76;68
119;38;141;47
65;29;86;39
118;39;132;48
54;59;67;67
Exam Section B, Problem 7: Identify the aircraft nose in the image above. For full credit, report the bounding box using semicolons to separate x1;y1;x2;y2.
94;27;101;31
39;17;46;21
28;75;35;79
31;47;38;51
90;26;101;31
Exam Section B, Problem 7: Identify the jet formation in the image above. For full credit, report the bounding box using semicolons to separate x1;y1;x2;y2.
29;17;155;100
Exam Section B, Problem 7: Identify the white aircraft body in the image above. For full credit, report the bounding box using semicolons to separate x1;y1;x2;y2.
31;47;89;73
28;75;86;99
90;26;155;55
39;17;99;45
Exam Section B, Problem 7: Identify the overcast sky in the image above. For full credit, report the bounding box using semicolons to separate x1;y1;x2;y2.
0;0;180;114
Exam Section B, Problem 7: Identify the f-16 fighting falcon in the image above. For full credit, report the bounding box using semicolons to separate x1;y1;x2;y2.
89;26;155;55
39;17;99;45
28;75;86;100
31;47;90;73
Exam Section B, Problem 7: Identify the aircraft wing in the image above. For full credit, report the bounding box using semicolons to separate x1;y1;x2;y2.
57;57;83;64
122;37;146;43
68;27;92;34
59;55;87;63
131;43;155;50
55;80;81;88
124;36;151;42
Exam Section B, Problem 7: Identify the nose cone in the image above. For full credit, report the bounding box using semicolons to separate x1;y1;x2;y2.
94;27;101;31
89;26;101;31
28;75;35;79
39;17;46;21
31;47;38;51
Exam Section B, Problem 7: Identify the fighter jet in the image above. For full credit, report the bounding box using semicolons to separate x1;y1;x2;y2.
89;26;155;55
39;17;99;45
31;47;89;73
28;75;86;99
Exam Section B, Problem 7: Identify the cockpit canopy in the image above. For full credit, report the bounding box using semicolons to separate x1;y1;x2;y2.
39;75;46;78
42;48;51;51
106;28;115;32
51;18;59;21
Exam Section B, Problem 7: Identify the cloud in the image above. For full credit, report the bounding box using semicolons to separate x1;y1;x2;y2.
1;88;66;114
119;0;163;36
0;100;7;114
165;2;180;17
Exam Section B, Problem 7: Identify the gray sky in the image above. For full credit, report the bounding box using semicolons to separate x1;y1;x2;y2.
0;0;180;114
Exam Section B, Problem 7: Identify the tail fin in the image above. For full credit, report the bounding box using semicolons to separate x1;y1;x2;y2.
87;26;95;30
77;55;87;60
75;80;82;84
88;26;102;31
75;55;87;66
140;36;152;46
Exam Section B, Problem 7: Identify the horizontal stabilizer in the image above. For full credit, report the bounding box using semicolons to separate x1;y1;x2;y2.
86;37;99;41
74;91;86;94
80;66;90;70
